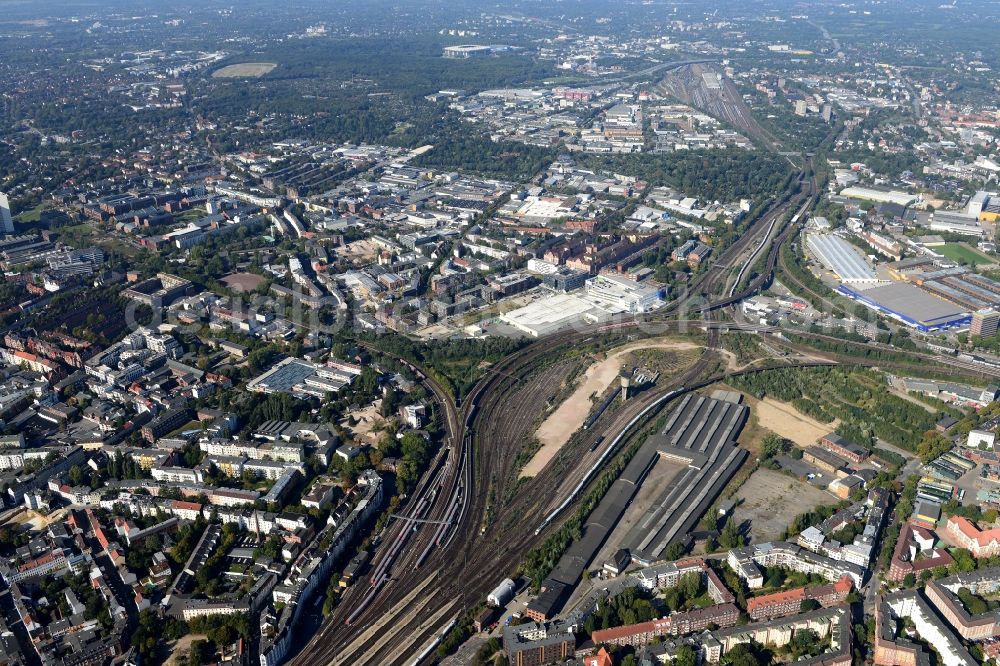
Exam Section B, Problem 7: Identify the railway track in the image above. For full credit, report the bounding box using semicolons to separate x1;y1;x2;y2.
289;161;819;665
289;149;985;666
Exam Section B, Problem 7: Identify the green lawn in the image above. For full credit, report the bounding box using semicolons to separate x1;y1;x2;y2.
13;200;53;223
935;242;997;265
59;222;143;258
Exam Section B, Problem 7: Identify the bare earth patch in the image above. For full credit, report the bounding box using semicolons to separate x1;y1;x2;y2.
751;396;836;448
166;634;208;666
731;467;839;543
221;272;266;293
339;239;381;262
521;339;702;478
212;62;277;78
338;400;385;446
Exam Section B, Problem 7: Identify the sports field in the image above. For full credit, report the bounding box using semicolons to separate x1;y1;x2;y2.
212;62;277;78
936;242;996;265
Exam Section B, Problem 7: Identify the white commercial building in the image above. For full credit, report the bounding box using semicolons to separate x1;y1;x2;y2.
967;429;996;449
839;186;918;207
0;192;13;234
499;293;614;337
585;274;663;313
929;211;983;237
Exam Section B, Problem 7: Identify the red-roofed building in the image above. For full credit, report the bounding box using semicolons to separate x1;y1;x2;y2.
171;500;204;521
945;516;1000;558
564;219;597;233
90;514;111;551
582;648;613;666
6;550;69;583
747;576;853;621
889;523;954;581
591;603;739;648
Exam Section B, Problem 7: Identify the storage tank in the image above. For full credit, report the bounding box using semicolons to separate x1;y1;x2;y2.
487;578;516;608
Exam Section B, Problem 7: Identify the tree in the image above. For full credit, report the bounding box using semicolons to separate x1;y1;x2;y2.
760;434;785;460
720;519;745;549
764;568;785;589
380;387;400;417
800;598;821;612
673;645;698;666
663;542;687;560
790;629;820;658
68;465;84;486
187;640;207;666
207;624;236;647
950;548;976;574
678;572;702;601
958;587;989;615
724;643;769;666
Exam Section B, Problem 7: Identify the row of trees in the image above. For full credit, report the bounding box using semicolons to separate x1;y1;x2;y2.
360;332;526;400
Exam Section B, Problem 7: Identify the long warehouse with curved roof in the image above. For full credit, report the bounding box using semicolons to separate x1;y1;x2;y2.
806;233;881;285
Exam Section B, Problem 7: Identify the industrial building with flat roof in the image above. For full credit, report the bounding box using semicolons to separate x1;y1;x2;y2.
498;293;613;337
930;211;983;236
246;357;361;398
443;44;497;59
584;274;664;313
837;282;971;332
806;234;880;284
838;186;918;207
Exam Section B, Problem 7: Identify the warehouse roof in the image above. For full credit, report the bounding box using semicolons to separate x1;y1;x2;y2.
499;293;613;337
806;234;878;283
838;282;969;329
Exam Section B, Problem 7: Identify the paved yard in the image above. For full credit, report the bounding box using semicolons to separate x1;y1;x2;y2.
730;468;839;543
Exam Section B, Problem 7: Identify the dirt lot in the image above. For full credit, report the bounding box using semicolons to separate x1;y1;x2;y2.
730;468;839;543
165;634;208;666
221;272;266;293
339;400;385;446
212;62;276;78
750;397;835;448
522;339;701;478
339;239;381;262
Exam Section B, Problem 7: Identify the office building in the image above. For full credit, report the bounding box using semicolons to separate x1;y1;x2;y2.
503;621;575;666
0;192;12;235
972;309;1000;337
584;274;663;313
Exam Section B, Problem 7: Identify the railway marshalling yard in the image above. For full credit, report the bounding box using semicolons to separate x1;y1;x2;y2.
523;338;703;478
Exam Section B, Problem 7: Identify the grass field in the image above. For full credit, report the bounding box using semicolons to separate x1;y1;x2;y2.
936;242;997;265
59;223;141;258
13;200;52;223
212;62;277;78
